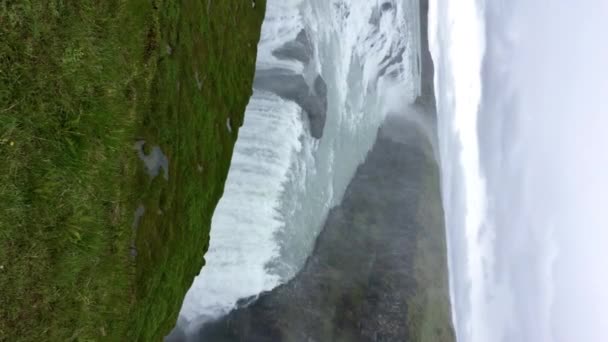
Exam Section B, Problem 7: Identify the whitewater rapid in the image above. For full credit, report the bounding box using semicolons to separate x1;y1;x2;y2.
430;0;608;341
179;0;421;329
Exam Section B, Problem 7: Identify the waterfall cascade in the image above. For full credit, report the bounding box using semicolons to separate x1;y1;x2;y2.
179;0;421;330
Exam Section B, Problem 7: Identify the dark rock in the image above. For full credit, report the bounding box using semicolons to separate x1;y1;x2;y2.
272;30;313;64
254;68;327;139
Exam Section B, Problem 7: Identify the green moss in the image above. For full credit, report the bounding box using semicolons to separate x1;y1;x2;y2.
0;0;265;340
128;1;266;340
407;156;455;342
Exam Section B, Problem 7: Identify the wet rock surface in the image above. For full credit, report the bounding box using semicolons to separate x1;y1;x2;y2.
253;69;327;139
272;30;313;64
133;140;170;181
254;28;327;139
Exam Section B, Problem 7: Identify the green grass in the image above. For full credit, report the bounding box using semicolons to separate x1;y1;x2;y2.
407;154;455;342
0;0;265;340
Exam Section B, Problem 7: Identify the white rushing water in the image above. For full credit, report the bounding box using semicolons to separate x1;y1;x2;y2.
430;0;608;341
179;0;421;329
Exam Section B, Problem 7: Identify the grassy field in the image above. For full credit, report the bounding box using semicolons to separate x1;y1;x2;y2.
407;154;455;342
0;1;265;340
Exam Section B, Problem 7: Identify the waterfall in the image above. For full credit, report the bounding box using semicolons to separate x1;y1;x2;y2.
179;0;421;330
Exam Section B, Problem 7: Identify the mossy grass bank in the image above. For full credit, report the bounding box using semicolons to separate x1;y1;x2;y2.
0;1;265;340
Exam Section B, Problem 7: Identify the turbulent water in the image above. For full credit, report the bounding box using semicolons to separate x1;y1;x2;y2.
179;0;421;331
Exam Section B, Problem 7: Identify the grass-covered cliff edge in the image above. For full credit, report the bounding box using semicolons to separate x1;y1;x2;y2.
0;1;266;340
